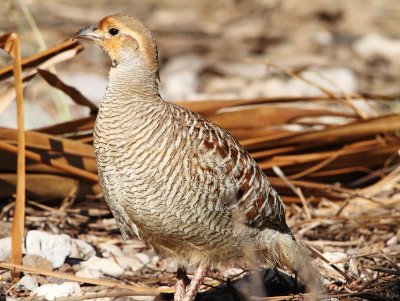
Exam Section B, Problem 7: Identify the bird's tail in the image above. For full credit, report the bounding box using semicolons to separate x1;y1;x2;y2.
259;232;324;298
277;234;324;297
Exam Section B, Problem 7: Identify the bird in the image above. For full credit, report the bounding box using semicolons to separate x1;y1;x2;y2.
73;14;321;301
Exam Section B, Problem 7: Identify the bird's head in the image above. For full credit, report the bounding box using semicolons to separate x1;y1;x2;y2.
73;14;159;78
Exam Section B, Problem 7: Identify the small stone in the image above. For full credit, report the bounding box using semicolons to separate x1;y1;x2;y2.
75;267;103;279
151;255;160;266
387;235;397;246
122;242;142;257
0;237;12;262
1;271;12;282
23;254;53;271
36;275;50;286
34;282;80;300
134;253;150;265
79;256;124;277
323;252;347;267
16;275;39;291
58;263;73;273
70;239;96;260
47;276;68;285
25;230;72;268
316;252;347;281
115;255;144;272
348;258;359;277
99;242;123;258
354;33;400;61
0;221;12;238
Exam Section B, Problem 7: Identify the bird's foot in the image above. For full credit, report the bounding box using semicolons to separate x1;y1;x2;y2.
174;267;189;301
173;267;207;301
183;267;207;301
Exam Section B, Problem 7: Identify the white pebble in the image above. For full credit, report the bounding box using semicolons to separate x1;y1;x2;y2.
134;253;150;265
16;275;39;291
70;238;96;260
80;256;124;277
34;282;80;300
25;231;71;268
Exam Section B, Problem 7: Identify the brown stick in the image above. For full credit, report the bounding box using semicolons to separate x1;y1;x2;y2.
3;33;26;279
0;262;170;295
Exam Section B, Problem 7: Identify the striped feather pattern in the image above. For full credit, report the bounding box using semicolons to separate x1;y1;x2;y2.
76;13;320;293
94;76;292;267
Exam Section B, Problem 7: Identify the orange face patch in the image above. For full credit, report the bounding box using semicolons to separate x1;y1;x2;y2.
88;14;159;73
98;16;114;31
99;38;122;61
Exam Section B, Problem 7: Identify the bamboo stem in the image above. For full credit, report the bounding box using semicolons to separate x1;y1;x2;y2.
5;33;26;280
0;262;168;295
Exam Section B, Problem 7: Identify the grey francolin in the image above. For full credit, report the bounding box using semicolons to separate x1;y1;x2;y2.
73;14;321;301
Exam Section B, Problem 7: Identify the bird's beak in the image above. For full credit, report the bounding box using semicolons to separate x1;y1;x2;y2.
72;25;101;41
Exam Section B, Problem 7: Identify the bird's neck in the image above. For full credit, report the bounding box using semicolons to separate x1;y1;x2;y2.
106;60;160;104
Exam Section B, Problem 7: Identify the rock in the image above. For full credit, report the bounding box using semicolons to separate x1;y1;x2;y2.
121;240;145;257
75;267;103;279
99;242;123;258
25;230;71;268
322;252;347;267
0;237;12;261
354;33;400;61
79;256;124;277
316;252;347;281
22;254;53;271
386;235;398;246
1;271;12;282
58;263;73;273
115;255;144;272
70;239;96;260
0;221;12;238
16;275;39;291
36;276;50;286
311;27;333;47
34;282;80;300
134;252;150;265
151;255;160;266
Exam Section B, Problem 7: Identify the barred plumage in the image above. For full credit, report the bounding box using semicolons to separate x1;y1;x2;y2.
74;13;321;301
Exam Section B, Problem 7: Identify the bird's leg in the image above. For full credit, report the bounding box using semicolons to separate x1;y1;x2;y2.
174;267;189;301
182;267;207;301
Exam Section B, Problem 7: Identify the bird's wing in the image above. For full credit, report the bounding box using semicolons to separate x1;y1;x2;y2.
177;106;288;233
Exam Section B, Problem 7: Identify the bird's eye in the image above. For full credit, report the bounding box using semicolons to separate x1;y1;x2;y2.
108;28;119;35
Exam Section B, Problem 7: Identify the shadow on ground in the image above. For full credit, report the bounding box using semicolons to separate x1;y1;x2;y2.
157;269;304;301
